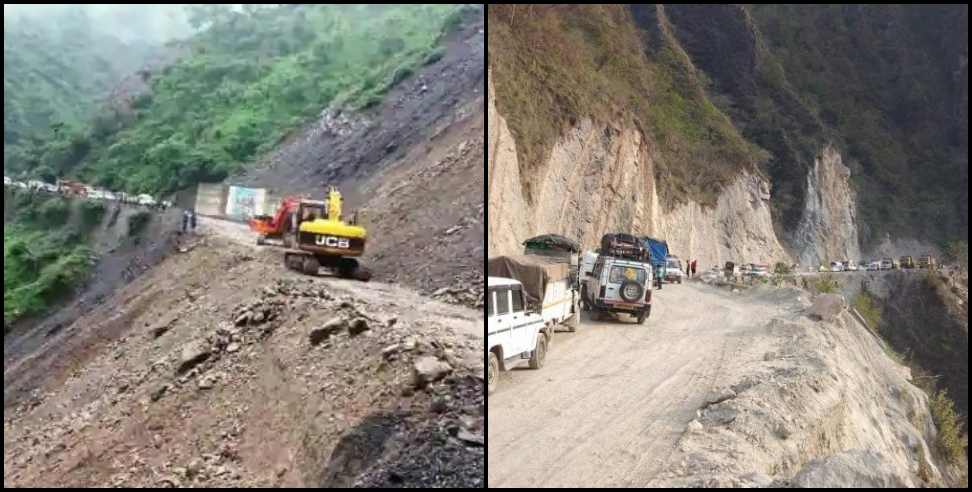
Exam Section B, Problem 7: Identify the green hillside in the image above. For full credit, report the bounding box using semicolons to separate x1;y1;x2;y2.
7;4;471;196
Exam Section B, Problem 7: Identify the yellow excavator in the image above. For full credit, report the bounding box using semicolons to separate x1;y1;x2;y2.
251;186;371;280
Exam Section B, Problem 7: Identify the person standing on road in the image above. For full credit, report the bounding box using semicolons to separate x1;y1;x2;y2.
691;259;697;278
190;209;197;233
182;209;190;234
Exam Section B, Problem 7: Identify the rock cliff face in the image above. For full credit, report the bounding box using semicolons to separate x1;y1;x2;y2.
488;70;788;268
788;145;861;266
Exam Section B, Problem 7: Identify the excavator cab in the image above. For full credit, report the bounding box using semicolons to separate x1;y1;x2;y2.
282;187;371;281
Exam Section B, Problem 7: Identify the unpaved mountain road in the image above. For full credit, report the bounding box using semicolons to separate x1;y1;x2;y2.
487;281;798;487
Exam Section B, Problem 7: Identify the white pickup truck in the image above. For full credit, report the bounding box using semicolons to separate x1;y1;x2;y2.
487;276;548;394
488;254;580;333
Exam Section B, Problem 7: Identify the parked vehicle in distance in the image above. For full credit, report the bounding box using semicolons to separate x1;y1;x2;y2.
917;255;937;270
880;258;894;270
830;261;844;272
583;255;653;324
845;261;858;271
750;264;770;278
868;261;882;271
899;256;915;269
664;256;684;284
487;277;549;395
858;260;868;270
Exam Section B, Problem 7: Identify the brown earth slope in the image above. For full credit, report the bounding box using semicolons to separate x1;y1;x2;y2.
235;9;485;298
3;224;484;488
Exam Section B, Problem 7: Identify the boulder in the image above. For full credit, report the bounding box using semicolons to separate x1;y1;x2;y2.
348;318;370;336
808;294;846;322
177;341;211;374
413;356;452;388
310;318;347;345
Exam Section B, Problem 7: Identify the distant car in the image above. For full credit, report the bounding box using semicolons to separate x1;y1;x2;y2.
899;256;915;269
844;261;858;271
830;261;844;272
137;194;157;206
750;264;770;278
880;258;894;270
867;261;882;271
664;257;684;284
858;260;868;270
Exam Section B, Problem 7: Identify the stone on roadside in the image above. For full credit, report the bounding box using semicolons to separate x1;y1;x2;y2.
348;318;369;336
177;341;211;374
413;356;452;388
310;318;347;345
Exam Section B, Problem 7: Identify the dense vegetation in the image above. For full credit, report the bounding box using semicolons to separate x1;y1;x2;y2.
488;5;968;248
3;7;161;172
749;5;968;246
6;4;470;196
488;5;766;208
3;192;100;327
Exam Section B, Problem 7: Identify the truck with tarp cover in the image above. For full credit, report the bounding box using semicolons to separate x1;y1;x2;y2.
488;252;580;335
641;236;669;286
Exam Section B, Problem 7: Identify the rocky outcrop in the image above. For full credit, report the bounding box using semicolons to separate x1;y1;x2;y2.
650;289;945;487
488;68;789;268
487;69;531;257
788;145;861;267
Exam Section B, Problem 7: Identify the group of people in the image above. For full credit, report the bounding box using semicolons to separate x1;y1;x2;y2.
684;259;698;278
181;209;198;234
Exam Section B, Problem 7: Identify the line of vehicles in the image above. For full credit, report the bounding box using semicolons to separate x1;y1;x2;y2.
822;255;937;273
4;175;171;209
488;232;685;394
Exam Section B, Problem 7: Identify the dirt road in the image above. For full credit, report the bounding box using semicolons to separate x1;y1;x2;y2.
487;281;794;487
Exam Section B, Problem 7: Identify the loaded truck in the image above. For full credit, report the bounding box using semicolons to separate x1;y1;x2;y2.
641;236;669;287
489;248;580;336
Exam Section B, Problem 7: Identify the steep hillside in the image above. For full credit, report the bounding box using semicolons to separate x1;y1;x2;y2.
3;8;161;174
235;8;485;295
487;4;968;263
3;233;484;488
7;5;474;197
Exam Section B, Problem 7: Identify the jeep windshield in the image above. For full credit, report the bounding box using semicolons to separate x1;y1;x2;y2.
609;265;647;284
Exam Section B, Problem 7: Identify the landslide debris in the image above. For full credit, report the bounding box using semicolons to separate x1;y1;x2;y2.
2;238;483;488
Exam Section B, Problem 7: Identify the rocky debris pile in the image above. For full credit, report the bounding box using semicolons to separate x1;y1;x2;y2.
807;293;846;322
316;109;370;139
351;375;485;488
2;237;484;488
430;277;484;310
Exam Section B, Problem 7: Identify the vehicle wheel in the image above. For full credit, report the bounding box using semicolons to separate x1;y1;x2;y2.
488;352;499;395
302;256;320;275
529;334;547;370
619;280;644;302
353;265;373;282
638;306;650;324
